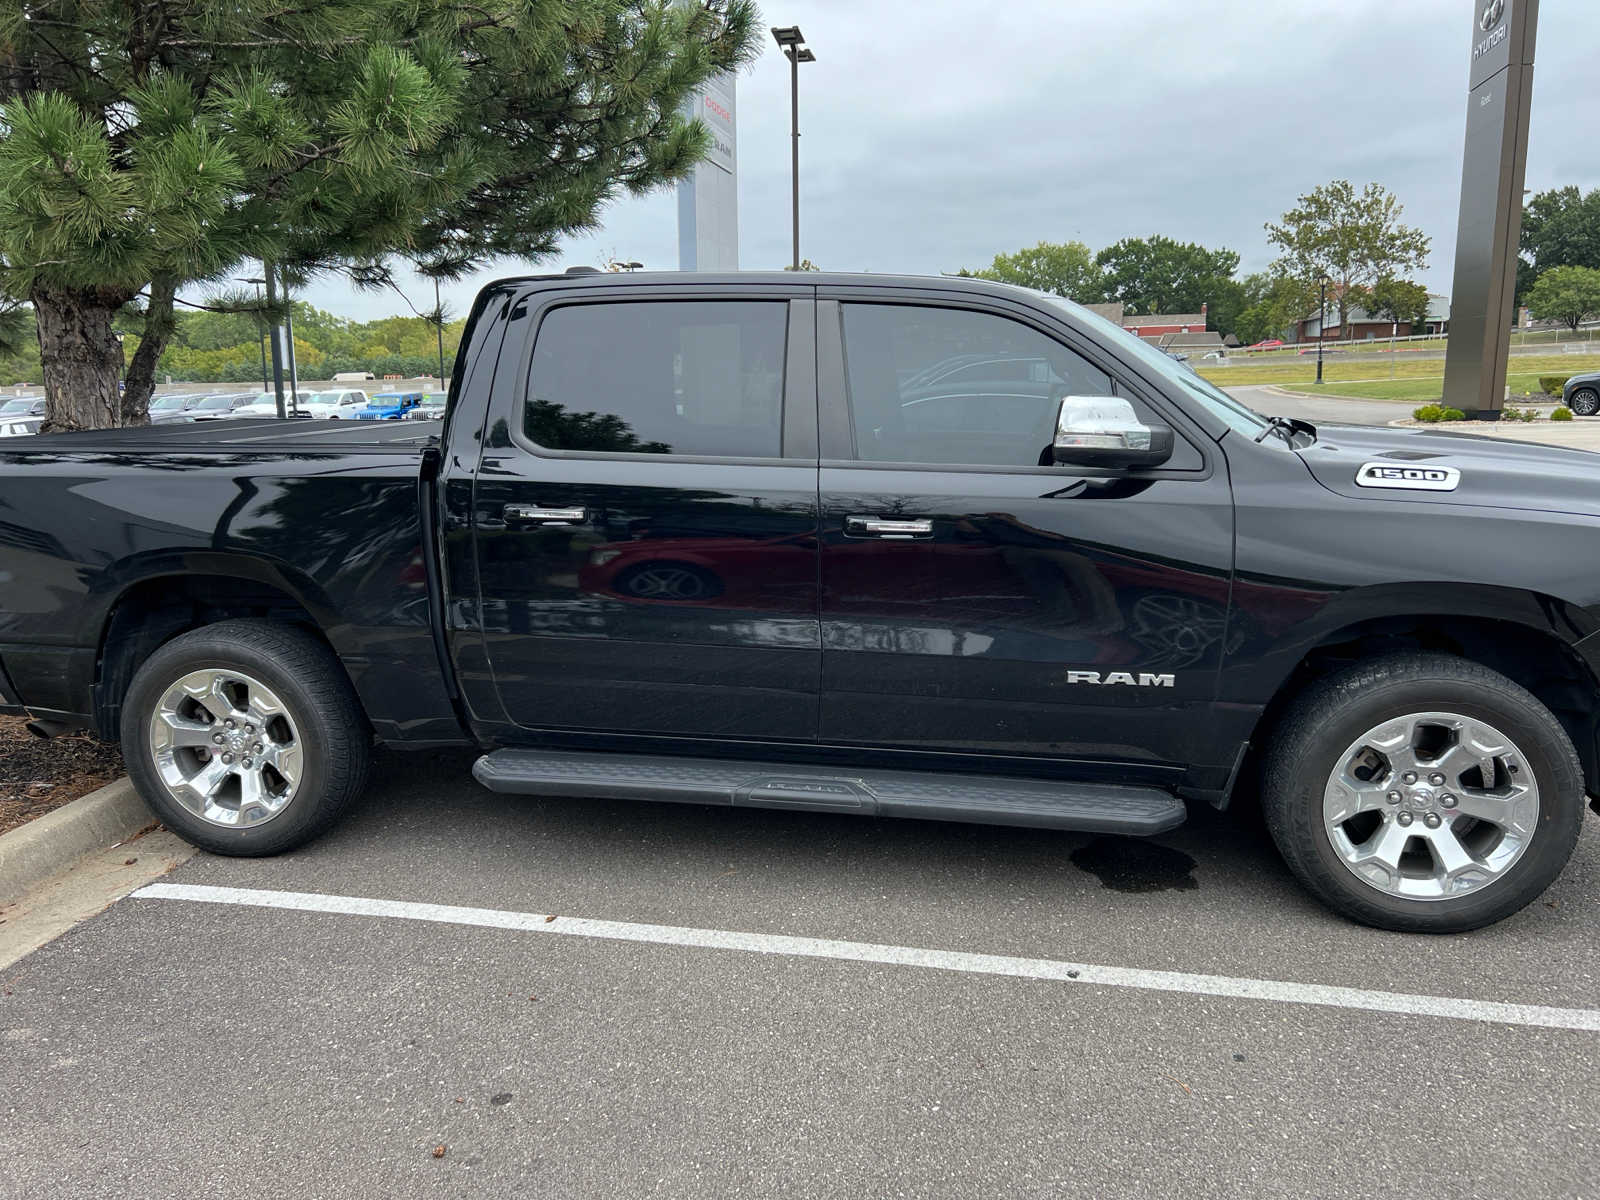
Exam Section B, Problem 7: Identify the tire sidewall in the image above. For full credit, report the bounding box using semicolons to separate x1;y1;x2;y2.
1570;388;1600;417
122;639;339;855
1274;674;1583;931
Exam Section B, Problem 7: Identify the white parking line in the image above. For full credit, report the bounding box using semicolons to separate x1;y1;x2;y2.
134;882;1600;1034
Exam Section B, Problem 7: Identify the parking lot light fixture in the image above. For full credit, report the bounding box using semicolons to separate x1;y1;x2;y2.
1316;274;1330;385
771;26;815;272
239;276;270;391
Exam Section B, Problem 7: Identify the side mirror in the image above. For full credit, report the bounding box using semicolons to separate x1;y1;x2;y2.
1052;396;1174;469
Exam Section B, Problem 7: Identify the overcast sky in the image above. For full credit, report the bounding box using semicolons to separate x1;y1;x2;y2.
291;0;1599;322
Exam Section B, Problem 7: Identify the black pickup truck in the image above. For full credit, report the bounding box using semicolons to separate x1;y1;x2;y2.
3;271;1597;932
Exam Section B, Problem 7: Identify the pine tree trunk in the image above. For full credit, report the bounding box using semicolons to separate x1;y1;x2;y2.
122;275;178;422
31;285;136;433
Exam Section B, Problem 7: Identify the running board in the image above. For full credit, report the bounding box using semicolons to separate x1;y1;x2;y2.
472;750;1186;836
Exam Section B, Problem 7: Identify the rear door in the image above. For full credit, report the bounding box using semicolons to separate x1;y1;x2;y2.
816;289;1234;781
472;284;822;742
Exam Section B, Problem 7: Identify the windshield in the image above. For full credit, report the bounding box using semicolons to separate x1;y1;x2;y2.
1039;295;1272;438
150;395;190;410
0;399;32;415
196;395;236;410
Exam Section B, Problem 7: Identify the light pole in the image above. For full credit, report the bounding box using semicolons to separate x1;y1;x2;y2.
432;277;447;388
239;277;270;391
1316;274;1330;386
771;26;814;271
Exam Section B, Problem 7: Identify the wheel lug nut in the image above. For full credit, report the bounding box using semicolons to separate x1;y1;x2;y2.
225;719;236;730
221;753;233;764
245;724;255;734
253;742;264;753
243;758;253;769
1401;771;1417;785
1440;794;1458;809
1397;811;1415;826
1424;813;1442;829
1429;773;1445;786
212;733;225;745
1386;790;1403;805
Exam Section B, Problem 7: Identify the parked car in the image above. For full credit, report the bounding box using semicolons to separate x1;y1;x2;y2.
3;270;1599;935
147;393;211;423
0;415;41;437
1561;372;1600;417
351;391;425;420
403;396;448;421
1245;339;1284;350
0;397;45;419
187;392;262;420
224;391;317;419
300;390;372;419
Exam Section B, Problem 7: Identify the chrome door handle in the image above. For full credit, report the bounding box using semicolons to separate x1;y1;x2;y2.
504;504;587;525
844;516;933;539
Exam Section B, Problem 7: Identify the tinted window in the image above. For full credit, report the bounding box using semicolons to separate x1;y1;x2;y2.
841;304;1112;466
526;301;787;457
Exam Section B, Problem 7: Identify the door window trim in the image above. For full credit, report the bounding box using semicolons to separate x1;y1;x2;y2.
506;289;819;466
817;292;1213;478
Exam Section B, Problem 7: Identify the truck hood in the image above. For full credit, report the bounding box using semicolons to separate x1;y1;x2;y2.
1296;421;1600;519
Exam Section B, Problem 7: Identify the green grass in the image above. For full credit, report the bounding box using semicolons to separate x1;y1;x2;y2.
1197;353;1600;391
1250;370;1576;405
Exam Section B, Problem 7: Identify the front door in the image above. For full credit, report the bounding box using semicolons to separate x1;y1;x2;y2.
816;293;1234;780
473;287;821;742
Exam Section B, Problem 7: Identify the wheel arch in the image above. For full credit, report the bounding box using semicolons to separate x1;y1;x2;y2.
1242;608;1600;802
90;558;348;740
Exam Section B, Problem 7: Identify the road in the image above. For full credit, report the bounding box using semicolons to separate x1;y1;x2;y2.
1226;383;1414;427
3;749;1599;1198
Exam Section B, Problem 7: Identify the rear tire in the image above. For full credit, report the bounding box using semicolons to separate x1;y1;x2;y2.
1568;388;1600;417
1262;653;1583;932
120;620;370;856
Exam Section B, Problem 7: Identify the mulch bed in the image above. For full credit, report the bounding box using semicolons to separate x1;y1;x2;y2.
0;716;125;837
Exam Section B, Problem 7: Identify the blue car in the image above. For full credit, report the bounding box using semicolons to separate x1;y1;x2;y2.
350;391;425;421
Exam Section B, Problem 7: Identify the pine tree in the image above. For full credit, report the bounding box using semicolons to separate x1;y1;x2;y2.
0;1;757;430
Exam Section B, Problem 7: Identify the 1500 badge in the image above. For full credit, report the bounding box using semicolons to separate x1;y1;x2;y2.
1355;462;1461;492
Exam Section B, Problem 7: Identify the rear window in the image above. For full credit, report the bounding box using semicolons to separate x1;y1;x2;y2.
525;301;787;458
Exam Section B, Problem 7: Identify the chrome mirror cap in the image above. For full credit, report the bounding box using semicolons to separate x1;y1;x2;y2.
1052;396;1174;469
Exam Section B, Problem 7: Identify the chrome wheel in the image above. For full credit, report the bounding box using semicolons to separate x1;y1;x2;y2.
1569;388;1599;417
148;668;303;829
1323;711;1539;901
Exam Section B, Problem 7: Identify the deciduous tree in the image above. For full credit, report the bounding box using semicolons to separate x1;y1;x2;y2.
1519;187;1600;300
960;240;1102;301
1265;180;1430;339
1525;265;1600;332
1093;235;1239;318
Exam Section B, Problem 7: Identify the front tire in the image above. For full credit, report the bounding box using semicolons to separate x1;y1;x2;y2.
1262;653;1584;933
121;620;370;856
1568;388;1600;417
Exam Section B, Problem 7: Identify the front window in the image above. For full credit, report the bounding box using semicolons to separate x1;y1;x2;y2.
196;396;236;411
1042;296;1270;438
839;303;1111;467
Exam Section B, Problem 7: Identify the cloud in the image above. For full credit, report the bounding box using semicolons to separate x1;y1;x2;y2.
292;0;1598;319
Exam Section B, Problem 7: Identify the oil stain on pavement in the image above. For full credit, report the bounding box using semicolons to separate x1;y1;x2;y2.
1070;837;1198;893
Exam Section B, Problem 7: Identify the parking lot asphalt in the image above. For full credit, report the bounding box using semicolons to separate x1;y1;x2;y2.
4;749;1600;1198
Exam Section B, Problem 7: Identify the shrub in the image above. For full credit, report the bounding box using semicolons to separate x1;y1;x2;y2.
1413;404;1467;422
1539;376;1568;397
1552;406;1574;421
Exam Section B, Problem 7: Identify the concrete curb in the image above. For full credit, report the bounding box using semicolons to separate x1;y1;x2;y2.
0;777;153;904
